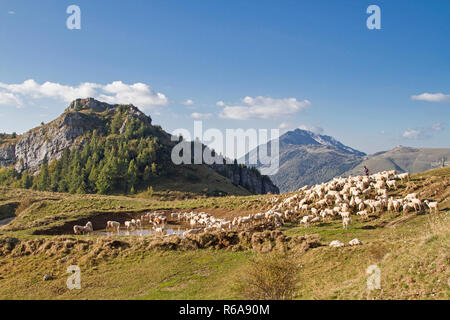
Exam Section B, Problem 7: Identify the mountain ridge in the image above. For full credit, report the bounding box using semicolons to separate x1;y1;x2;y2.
0;98;279;195
242;128;449;192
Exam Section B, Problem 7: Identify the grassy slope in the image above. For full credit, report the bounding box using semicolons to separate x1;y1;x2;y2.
147;164;252;197
0;168;448;300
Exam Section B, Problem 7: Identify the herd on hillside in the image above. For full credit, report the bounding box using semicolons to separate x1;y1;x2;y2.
73;170;441;240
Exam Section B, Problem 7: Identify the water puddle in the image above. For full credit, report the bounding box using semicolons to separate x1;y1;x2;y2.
92;224;187;237
0;217;14;226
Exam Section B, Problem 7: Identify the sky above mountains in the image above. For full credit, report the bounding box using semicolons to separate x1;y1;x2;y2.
1;0;449;157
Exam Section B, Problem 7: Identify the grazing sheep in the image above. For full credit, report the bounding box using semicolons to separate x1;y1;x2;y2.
84;222;93;233
398;172;410;182
393;200;402;212
73;221;93;235
405;193;418;200
386;180;397;190
135;219;142;229
106;221;120;232
348;238;362;246
301;215;314;226
403;203;415;215
356;210;369;220
329;240;345;248
410;198;423;212
124;220;135;231
73;225;85;235
424;200;439;214
358;202;365;211
310;216;321;223
340;211;351;219
342;216;351;229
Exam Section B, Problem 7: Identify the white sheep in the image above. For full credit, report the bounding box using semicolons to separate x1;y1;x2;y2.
135;219;142;229
329;240;345;248
386;180;397;190
397;172;410;182
342;216;351;229
124;220;135;231
106;221;120;232
356;210;369;220
348;238;362;246
73;225;85;235
84;221;93;233
424;200;439;214
340;211;351;219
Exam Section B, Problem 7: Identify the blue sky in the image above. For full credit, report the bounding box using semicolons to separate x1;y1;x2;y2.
1;0;449;157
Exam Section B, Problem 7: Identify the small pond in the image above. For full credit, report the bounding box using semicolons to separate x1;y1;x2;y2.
92;224;187;237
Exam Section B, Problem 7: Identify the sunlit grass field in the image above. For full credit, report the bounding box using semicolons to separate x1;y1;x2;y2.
0;167;448;299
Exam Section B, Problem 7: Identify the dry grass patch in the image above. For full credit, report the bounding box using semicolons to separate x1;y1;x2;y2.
235;250;301;300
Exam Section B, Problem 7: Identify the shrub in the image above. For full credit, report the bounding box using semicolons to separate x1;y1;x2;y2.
146;186;154;197
236;250;300;300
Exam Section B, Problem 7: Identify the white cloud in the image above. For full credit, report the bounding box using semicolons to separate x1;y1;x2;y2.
279;122;290;129
0;79;168;111
0;92;22;107
218;96;311;120
8;11;15;15
411;92;450;103
183;99;194;105
299;124;324;135
431;122;443;132
402;129;422;139
191;112;212;120
97;81;168;109
402;122;444;140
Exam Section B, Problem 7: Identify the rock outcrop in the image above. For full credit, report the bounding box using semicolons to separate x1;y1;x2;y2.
14;112;90;173
0;144;15;167
211;164;279;194
0;98;152;174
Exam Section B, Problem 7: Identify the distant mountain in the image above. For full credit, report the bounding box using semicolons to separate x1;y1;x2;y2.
241;129;366;192
0;98;278;195
242;128;450;192
278;129;365;156
343;146;450;177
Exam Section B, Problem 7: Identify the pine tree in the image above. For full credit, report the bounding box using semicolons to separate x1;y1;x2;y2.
127;159;138;192
143;165;152;185
96;163;112;194
110;110;123;134
20;172;32;189
35;155;50;191
69;163;83;194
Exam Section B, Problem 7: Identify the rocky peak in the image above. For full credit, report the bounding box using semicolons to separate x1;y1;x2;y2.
0;98;154;174
279;129;365;156
66;97;119;113
66;98;151;122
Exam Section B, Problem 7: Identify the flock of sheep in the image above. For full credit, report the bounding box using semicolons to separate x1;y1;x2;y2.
73;170;440;241
269;170;439;231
